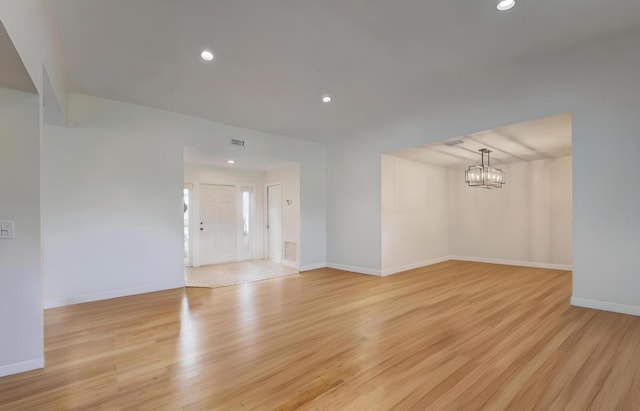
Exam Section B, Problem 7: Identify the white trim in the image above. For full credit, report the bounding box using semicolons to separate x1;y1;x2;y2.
450;256;572;271
299;262;327;271
381;256;451;276
0;357;44;377
265;183;283;264
44;281;185;309
183;183;194;267
571;297;640;317
311;256;571;278
327;263;382;276
281;260;299;270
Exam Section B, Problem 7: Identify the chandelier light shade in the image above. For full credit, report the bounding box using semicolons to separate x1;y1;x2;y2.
465;149;506;189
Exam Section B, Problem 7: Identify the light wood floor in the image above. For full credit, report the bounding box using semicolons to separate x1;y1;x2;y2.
185;260;299;288
1;261;640;410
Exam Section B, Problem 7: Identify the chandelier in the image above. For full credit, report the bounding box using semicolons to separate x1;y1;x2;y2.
465;149;506;189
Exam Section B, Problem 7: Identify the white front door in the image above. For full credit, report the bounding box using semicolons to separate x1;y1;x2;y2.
199;184;236;265
267;184;282;263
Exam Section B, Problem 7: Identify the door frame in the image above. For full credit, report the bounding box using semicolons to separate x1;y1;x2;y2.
183;183;193;267
265;183;283;263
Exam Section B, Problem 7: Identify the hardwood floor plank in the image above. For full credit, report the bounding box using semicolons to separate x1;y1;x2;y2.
1;261;640;410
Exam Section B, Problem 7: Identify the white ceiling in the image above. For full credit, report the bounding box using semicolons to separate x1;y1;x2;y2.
389;113;571;168
49;1;640;142
0;21;36;94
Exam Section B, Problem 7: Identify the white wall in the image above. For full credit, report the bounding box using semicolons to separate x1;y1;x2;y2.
381;155;571;275
327;30;640;314
449;156;572;268
42;108;185;308
42;93;326;307
184;163;266;264
0;0;68;121
0;88;42;376
381;155;449;275
265;166;301;268
327;142;382;274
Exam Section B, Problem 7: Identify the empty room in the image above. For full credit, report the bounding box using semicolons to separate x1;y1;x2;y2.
382;114;572;276
1;1;640;410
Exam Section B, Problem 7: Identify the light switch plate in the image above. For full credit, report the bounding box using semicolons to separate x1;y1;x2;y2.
0;221;14;239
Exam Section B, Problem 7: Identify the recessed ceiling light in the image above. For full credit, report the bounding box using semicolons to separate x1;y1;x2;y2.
497;0;515;11
227;159;235;164
200;49;214;61
322;95;332;103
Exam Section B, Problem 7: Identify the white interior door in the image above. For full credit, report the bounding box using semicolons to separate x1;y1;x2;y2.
267;184;282;263
199;184;236;265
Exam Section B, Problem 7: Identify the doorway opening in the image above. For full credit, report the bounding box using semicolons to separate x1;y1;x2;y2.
380;113;573;276
182;147;300;288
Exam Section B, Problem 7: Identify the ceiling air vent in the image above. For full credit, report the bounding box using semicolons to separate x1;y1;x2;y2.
230;138;246;147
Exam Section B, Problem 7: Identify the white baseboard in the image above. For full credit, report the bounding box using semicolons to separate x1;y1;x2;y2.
0;357;44;378
571;297;640;317
450;256;572;271
326;256;571;277
44;280;186;309
324;256;571;278
299;262;327;272
381;256;451;276
327;263;382;276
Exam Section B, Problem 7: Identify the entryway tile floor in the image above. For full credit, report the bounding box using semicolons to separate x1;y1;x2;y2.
185;260;299;288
